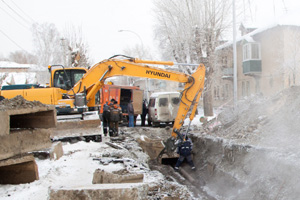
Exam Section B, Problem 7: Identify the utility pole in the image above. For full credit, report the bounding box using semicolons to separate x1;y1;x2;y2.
60;38;67;67
233;0;238;109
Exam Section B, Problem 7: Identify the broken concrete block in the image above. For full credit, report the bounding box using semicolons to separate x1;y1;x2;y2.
50;142;64;160
92;169;144;184
137;136;165;159
0;155;39;184
0;129;51;160
49;184;148;200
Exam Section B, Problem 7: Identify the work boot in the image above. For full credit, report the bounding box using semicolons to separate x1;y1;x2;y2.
174;167;179;172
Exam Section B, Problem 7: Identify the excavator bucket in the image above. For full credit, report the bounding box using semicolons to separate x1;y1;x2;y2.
136;136;178;164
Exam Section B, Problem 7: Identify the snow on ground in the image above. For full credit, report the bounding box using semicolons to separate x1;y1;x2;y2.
0;126;198;200
0;141;105;200
0;108;218;200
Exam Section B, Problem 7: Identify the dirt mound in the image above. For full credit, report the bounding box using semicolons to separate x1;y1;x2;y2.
0;95;47;111
205;86;300;148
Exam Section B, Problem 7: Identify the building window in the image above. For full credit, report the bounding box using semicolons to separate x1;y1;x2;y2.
243;43;261;61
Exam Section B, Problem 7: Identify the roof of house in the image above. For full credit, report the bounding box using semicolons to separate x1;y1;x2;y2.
216;12;300;51
0;61;33;69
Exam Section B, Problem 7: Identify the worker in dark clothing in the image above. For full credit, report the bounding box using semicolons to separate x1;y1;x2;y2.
102;101;110;136
109;99;116;106
174;133;196;171
109;101;122;137
127;100;134;127
141;99;148;126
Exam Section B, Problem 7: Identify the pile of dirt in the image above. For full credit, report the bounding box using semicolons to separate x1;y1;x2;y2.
0;95;48;111
204;86;300;148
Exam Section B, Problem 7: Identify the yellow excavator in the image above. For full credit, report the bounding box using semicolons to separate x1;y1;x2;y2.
0;55;205;154
63;55;205;155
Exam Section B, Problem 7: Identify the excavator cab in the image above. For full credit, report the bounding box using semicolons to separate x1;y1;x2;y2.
52;68;87;91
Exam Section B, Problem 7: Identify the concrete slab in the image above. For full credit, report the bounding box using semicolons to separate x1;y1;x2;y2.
92;169;144;184
50;142;64;160
0;111;9;136
0;106;56;136
0;129;51;160
49;183;148;200
0;155;39;184
56;119;100;130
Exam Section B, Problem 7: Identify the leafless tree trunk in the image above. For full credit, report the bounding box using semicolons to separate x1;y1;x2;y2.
153;0;231;116
31;23;63;68
31;23;91;68
62;24;91;68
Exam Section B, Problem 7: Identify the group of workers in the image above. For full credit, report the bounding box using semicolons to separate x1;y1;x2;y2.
101;99;148;137
101;98;195;171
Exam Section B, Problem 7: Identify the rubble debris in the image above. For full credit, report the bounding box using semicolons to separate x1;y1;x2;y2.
105;141;125;150
0;95;49;110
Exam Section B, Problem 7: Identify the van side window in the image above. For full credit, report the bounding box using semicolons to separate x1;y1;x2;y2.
171;97;180;105
159;98;168;107
149;99;155;107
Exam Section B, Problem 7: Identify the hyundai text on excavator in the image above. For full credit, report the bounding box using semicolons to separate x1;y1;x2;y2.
0;55;205;157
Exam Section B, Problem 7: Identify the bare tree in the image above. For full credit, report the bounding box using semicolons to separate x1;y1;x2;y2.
9;50;37;64
31;23;63;68
62;24;91;68
122;44;153;60
153;0;231;116
281;27;300;86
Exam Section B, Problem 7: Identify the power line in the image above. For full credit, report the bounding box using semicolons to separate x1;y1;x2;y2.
1;0;32;26
0;6;30;30
10;0;35;23
0;29;27;51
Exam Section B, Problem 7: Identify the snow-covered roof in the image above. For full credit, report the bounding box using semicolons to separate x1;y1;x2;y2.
0;61;47;72
216;12;300;51
0;61;34;69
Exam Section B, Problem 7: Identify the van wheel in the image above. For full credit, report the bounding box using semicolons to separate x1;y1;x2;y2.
0;96;4;101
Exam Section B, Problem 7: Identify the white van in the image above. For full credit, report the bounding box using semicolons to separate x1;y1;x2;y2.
148;92;181;126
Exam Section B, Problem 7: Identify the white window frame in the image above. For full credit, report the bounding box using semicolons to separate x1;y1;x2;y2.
243;43;261;61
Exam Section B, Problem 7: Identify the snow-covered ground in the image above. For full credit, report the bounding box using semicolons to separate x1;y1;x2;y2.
0;109;219;200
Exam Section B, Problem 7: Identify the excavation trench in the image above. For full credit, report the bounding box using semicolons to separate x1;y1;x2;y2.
155;133;300;200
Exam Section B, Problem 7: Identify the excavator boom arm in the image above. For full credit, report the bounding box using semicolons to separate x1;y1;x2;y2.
68;58;205;139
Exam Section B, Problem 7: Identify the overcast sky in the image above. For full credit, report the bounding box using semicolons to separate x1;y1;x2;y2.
0;0;155;64
1;0;300;65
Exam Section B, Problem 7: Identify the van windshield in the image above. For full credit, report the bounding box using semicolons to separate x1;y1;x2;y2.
159;98;168;107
